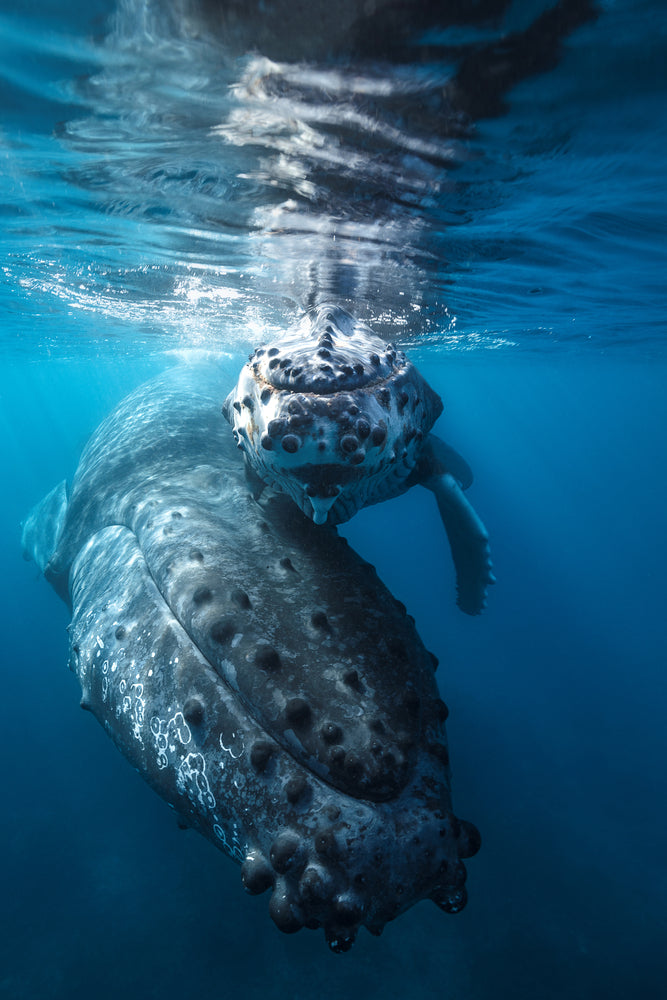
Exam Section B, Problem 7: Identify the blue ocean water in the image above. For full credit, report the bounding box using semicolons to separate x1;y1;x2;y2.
1;1;666;997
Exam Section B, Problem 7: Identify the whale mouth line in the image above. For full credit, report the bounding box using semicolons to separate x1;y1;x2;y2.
279;462;364;485
269;462;363;525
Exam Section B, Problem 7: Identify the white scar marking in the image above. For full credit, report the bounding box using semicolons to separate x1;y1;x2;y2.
219;730;245;759
177;753;216;812
213;818;245;863
150;711;192;768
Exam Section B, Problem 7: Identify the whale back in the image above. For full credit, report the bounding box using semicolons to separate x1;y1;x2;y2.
22;364;478;950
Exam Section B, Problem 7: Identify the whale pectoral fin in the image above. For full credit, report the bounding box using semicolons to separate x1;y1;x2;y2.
21;480;69;575
414;434;474;491
410;435;493;614
423;472;495;616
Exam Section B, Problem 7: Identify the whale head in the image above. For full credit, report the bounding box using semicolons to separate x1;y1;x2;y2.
223;305;443;525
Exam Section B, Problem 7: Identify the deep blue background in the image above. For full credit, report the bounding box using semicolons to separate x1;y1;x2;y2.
1;0;667;995
2;353;666;998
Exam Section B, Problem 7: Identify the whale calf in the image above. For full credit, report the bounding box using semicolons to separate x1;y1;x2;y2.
224;304;495;614
22;364;480;952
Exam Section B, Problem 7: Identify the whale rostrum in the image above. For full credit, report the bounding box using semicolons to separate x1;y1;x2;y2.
22;363;480;952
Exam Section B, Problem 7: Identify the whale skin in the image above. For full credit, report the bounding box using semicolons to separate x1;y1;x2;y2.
22;364;480;952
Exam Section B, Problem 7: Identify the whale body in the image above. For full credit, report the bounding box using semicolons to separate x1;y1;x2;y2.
22;364;480;952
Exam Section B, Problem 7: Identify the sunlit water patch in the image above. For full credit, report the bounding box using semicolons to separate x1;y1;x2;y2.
2;0;665;357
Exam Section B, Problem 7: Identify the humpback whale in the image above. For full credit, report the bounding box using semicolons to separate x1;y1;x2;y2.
20;0;603;957
224;304;495;614
22;365;480;952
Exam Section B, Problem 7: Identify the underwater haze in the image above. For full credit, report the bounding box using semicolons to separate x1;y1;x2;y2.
2;0;667;997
